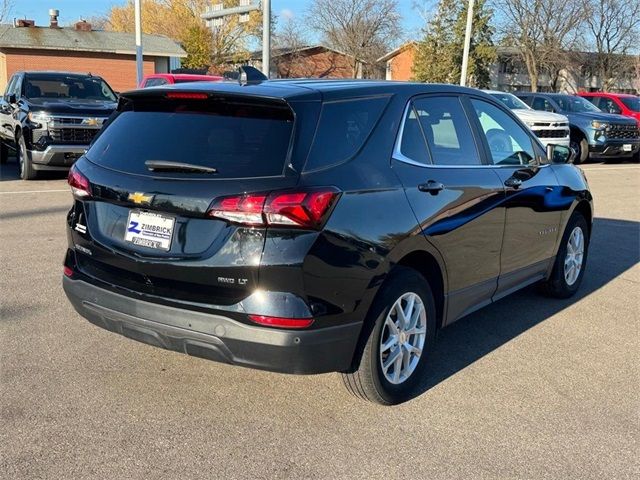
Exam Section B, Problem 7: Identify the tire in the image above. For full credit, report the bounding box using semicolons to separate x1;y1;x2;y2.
570;137;589;165
541;212;589;298
341;266;437;405
16;134;37;180
0;141;8;164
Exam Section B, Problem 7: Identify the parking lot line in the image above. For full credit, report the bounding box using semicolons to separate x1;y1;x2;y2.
0;189;69;195
580;165;640;171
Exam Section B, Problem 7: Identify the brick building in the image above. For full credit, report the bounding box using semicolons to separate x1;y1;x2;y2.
0;20;185;92
226;45;358;79
378;42;417;81
378;42;638;94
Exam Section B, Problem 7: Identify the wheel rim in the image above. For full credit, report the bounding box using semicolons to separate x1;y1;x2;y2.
564;226;584;286
379;292;427;385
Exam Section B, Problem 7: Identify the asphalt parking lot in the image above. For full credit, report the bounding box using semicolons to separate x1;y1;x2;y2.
1;159;638;479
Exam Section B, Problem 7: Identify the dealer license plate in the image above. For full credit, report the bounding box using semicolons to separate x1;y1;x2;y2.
124;210;175;251
622;144;632;152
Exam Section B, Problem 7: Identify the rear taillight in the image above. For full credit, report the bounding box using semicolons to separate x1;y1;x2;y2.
68;165;91;198
248;315;314;329
63;266;74;277
208;188;340;229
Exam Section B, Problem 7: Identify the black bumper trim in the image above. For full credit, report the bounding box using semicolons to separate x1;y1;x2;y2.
63;276;361;374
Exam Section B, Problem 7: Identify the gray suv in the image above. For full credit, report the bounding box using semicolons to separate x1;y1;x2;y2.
515;93;640;163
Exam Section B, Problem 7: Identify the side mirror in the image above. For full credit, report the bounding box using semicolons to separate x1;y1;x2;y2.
547;144;575;164
7;93;16;104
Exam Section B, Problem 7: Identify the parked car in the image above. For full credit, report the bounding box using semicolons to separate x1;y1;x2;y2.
577;92;640;126
515;92;640;163
63;79;593;405
0;71;117;179
139;73;223;88
485;90;570;149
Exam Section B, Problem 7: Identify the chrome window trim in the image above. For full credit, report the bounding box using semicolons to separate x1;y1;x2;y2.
392;97;549;170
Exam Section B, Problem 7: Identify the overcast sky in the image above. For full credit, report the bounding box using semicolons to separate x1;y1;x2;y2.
14;0;427;44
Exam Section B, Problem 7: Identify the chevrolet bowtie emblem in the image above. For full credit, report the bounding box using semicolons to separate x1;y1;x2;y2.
82;117;100;126
128;192;153;204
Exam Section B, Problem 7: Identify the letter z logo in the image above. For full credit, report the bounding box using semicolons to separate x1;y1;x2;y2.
127;221;141;234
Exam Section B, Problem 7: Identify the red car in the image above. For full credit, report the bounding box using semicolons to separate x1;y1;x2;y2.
577;92;640;125
139;73;223;88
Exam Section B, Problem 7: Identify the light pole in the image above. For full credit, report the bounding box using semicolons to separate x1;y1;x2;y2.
262;0;270;77
134;0;143;86
201;1;271;77
460;0;475;87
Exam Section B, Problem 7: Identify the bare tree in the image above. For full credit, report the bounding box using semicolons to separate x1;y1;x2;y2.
306;0;402;78
0;0;14;23
494;0;585;91
273;18;309;78
582;0;640;91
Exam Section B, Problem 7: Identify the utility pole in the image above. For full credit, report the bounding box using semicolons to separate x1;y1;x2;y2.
134;0;143;86
201;1;270;77
262;0;270;77
460;0;475;87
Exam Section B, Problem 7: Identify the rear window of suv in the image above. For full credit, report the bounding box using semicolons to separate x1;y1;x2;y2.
86;96;294;178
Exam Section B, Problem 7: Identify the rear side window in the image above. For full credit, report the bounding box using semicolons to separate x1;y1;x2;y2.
398;106;431;165
412;96;481;166
87;97;294;178
304;96;389;171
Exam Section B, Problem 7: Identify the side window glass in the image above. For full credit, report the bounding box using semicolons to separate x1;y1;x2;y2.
532;97;554;112
603;99;621;114
304;96;389;171
144;78;168;87
398;105;430;165
470;99;536;166
412;96;482;166
11;77;22;97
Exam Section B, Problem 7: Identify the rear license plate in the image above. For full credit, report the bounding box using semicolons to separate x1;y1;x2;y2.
622;144;632;152
124;210;175;251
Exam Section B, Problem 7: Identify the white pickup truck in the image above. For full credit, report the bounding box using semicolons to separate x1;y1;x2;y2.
486;90;570;148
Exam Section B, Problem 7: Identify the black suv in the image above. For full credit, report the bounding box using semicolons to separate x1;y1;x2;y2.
63;80;593;405
0;71;117;179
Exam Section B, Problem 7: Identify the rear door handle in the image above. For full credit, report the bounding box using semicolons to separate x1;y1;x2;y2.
504;177;522;189
418;180;445;195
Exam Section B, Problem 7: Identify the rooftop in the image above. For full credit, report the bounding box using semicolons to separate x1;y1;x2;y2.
0;24;186;58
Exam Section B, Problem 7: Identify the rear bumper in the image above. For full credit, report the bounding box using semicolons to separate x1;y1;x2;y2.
63;276;361;375
29;145;87;170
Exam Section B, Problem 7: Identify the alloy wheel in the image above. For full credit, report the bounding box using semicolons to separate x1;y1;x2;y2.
379;292;427;385
564;226;584;286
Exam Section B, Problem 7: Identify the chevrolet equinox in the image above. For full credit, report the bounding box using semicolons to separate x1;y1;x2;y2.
63;79;593;405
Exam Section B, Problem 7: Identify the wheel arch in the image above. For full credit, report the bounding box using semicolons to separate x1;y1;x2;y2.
395;250;446;329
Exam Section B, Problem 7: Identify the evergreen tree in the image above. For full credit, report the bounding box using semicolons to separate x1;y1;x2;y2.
413;0;496;88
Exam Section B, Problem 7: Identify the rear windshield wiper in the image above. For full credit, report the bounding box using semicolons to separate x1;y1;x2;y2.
145;160;217;174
